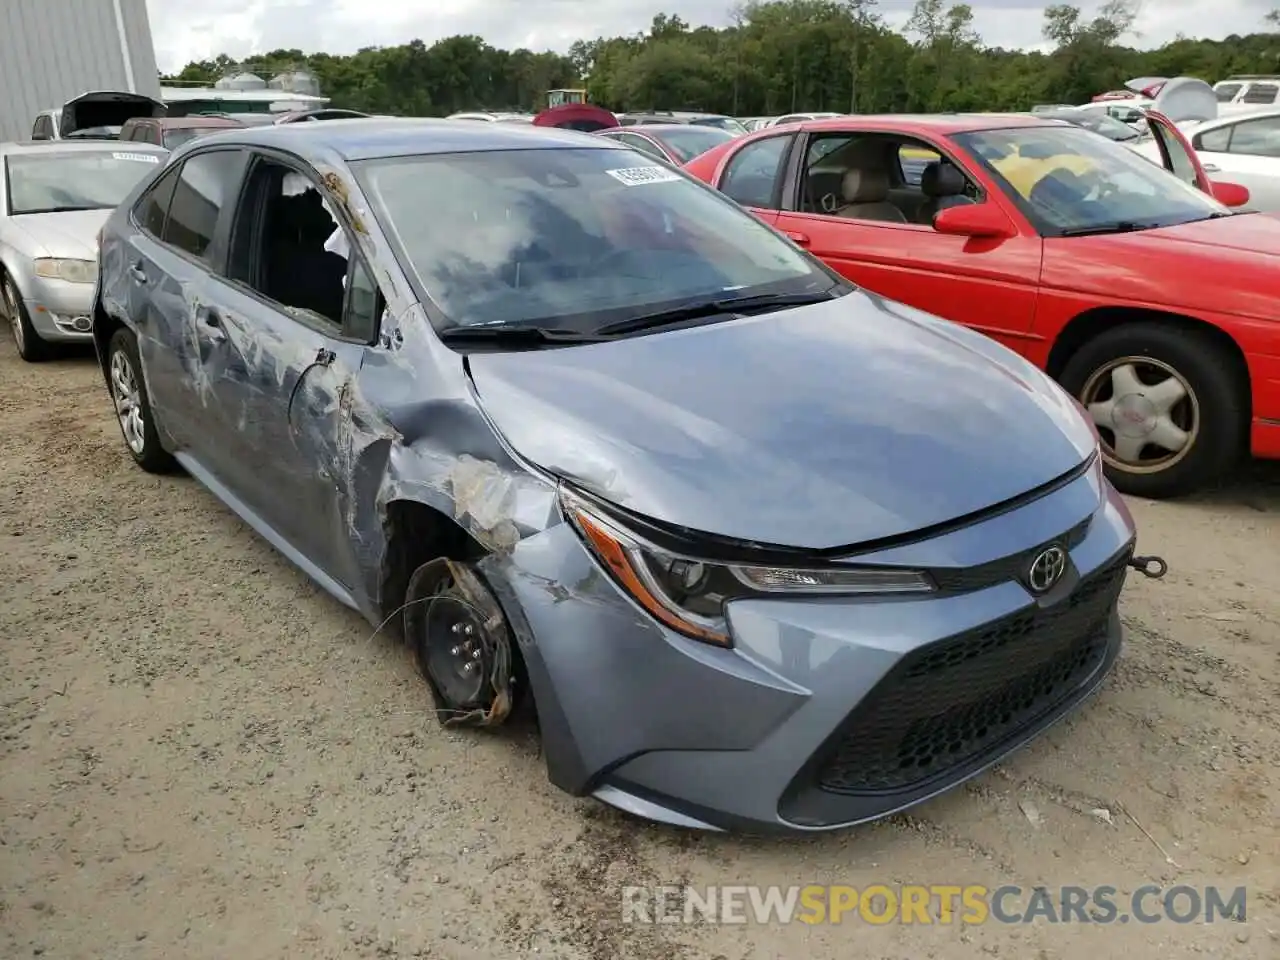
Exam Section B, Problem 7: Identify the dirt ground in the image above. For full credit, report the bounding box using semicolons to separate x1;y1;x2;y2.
1;334;1276;960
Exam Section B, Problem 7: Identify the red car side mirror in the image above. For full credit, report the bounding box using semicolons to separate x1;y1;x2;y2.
932;203;1017;239
1209;180;1250;208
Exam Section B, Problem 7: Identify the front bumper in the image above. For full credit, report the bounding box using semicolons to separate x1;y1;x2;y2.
484;456;1136;833
24;288;94;342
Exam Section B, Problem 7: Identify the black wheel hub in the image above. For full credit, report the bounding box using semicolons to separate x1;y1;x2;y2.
422;591;493;709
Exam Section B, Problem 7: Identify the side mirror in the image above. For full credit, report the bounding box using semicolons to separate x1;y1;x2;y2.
1210;179;1250;208
933;203;1017;239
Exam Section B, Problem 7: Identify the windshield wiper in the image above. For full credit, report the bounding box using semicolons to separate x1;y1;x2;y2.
15;205;106;214
437;324;607;347
1057;221;1160;237
594;290;839;337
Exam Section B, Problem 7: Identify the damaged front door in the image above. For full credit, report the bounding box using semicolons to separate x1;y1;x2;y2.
207;151;378;588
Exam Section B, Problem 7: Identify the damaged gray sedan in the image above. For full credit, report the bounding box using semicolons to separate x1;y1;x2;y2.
93;119;1153;833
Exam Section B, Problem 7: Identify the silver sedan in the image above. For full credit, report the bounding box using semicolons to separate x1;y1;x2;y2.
0;140;168;361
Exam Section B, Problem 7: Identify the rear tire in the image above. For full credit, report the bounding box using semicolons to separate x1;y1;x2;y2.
3;277;53;363
106;327;176;474
1059;323;1246;498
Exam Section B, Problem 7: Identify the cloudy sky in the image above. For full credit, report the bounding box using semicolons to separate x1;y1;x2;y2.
144;0;1277;74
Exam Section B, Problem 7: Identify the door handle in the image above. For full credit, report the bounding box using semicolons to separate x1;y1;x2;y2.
1201;162;1220;173
128;261;147;283
197;307;227;343
785;231;811;246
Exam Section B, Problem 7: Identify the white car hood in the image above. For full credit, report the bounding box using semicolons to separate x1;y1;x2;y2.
7;209;111;260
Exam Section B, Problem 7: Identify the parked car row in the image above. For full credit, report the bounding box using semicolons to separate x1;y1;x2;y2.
741;112;847;132
16;116;1152;836
29;90;374;146
3;91;375;361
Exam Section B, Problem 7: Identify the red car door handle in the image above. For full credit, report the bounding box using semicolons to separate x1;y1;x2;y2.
785;231;810;246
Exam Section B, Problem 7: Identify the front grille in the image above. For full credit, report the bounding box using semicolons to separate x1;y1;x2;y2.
928;518;1091;594
815;549;1130;796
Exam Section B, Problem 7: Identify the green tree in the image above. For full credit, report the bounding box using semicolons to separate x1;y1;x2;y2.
160;5;1280;119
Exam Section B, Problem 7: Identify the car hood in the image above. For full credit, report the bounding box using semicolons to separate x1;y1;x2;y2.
1041;213;1280;321
6;210;111;260
466;292;1096;550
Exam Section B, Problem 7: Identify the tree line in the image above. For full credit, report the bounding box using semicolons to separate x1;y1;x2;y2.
163;0;1280;117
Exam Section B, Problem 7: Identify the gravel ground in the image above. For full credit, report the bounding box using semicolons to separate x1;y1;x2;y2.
1;335;1277;960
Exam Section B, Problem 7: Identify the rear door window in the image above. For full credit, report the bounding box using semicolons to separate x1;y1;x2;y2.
1225;116;1280;158
161;150;249;263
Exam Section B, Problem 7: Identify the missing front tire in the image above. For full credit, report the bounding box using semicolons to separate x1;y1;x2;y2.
404;558;515;728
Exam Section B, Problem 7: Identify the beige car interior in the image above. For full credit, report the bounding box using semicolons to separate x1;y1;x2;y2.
803;135;979;226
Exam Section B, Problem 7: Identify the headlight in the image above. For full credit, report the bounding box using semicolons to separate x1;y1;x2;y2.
34;258;98;284
562;492;934;647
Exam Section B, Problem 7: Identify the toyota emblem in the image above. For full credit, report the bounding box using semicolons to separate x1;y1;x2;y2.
1027;546;1067;593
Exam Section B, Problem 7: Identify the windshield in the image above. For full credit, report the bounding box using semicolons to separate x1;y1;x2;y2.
5;150;163;215
1046;110;1139;142
654;126;736;161
1214;83;1242;103
355;147;832;333
955;125;1227;236
692;116;748;135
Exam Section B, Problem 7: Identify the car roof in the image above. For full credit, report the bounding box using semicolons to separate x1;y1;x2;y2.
187;117;620;162
601;124;705;135
800;113;1064;134
156;116;243;129
0;139;169;156
1196;105;1280;128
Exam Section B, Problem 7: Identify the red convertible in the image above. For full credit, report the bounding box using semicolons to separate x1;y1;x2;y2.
684;93;1279;498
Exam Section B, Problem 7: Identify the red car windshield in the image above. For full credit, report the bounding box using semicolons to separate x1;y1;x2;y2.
956;126;1227;235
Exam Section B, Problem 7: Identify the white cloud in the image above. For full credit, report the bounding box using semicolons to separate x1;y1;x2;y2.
145;0;1277;74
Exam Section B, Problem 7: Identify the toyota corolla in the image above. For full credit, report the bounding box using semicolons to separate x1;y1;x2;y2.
91;119;1160;832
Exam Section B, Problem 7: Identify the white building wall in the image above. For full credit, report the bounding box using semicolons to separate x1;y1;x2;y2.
0;0;161;141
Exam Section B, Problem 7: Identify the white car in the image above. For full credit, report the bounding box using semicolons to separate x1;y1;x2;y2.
1210;76;1280;117
1127;78;1280;212
770;111;845;127
1175;108;1280;211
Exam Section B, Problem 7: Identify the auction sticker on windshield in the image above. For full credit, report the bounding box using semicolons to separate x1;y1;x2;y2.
606;166;682;186
112;152;161;163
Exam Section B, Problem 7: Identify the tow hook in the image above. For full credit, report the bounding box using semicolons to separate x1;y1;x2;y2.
1128;555;1168;580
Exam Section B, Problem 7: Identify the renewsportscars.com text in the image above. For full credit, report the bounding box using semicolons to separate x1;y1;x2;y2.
621;884;1248;926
